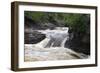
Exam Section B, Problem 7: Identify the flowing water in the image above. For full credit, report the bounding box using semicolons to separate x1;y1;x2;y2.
25;27;88;62
37;27;69;48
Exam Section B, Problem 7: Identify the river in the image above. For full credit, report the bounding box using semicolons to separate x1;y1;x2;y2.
25;27;88;62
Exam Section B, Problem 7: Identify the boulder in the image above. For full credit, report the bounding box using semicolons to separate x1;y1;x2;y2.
25;31;46;44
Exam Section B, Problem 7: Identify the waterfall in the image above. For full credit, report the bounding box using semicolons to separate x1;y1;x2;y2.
25;27;88;61
61;37;69;47
37;27;69;48
35;38;50;48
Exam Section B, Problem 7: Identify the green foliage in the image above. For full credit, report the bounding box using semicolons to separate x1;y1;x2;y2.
63;14;89;33
25;11;90;33
25;11;49;23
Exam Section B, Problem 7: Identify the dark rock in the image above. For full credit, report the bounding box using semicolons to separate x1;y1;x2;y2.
25;31;46;44
65;28;90;55
65;38;90;55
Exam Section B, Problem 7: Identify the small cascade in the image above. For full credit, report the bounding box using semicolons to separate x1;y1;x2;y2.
61;37;69;47
35;38;50;48
37;27;69;48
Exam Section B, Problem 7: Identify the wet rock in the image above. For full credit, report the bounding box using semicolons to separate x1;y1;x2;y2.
25;31;46;44
65;33;90;55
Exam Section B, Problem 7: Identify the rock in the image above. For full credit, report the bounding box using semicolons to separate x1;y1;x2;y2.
65;35;90;55
25;31;46;44
64;27;90;55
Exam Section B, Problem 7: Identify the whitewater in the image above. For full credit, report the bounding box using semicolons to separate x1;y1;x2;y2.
25;27;88;62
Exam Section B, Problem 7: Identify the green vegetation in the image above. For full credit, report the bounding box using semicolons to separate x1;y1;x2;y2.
25;11;90;33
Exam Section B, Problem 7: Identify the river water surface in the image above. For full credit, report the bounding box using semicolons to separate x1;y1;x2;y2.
25;27;88;62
